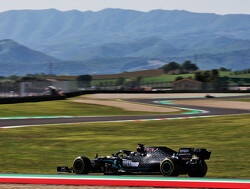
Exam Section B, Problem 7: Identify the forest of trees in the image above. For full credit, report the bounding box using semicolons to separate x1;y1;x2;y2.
161;61;199;74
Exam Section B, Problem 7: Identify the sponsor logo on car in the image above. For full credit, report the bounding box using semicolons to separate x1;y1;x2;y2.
122;160;139;167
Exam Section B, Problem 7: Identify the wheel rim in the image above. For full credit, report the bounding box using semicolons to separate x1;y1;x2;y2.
162;161;172;174
160;159;174;176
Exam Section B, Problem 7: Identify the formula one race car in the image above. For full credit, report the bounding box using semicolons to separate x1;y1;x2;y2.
57;144;211;177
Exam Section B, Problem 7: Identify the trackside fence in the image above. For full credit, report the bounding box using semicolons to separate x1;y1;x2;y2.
1;80;249;98
0;81;78;97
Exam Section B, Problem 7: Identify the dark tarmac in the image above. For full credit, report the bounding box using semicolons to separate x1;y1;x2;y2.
1;95;250;128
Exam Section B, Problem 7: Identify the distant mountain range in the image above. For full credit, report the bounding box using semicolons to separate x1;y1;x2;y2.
0;39;60;76
0;39;58;63
0;9;250;76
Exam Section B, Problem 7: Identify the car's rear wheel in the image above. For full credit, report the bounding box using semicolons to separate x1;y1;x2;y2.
188;161;207;177
73;156;91;174
160;158;179;176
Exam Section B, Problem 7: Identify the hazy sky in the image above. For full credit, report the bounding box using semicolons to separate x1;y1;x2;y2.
1;0;250;15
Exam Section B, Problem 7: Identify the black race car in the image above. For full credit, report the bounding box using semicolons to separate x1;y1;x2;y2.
57;144;211;177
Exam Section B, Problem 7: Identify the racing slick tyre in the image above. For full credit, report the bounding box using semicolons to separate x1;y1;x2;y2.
188;161;207;177
73;156;91;174
160;158;180;176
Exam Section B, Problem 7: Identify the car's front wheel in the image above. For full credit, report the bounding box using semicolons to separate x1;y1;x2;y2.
73;156;91;174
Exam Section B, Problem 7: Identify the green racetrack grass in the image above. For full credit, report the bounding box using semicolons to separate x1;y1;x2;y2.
224;98;250;102
0;99;181;117
0;114;249;178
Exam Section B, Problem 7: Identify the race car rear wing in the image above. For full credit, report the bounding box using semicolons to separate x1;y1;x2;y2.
177;148;211;160
194;148;211;160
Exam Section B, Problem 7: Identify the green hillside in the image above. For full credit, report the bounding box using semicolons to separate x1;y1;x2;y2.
90;70;250;86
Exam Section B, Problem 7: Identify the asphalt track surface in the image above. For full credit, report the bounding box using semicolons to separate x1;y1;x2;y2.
1;95;250;128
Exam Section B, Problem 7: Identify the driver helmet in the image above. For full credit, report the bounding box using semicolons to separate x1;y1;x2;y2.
136;144;145;152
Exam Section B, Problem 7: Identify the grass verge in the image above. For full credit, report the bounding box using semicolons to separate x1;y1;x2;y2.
0;99;180;117
0;114;249;178
224;98;250;102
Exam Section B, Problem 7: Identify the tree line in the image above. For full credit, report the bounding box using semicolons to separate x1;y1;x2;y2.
161;61;199;74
